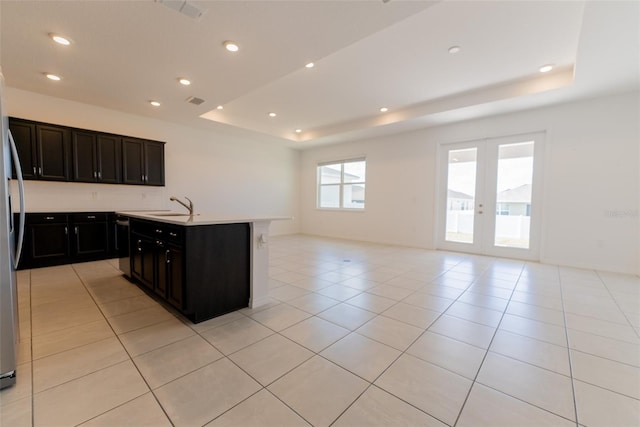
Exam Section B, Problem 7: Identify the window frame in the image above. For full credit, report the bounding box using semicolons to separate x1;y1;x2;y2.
317;158;366;210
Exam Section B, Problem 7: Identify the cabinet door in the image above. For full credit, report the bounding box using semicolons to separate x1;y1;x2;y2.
37;125;70;181
144;141;165;186
131;234;154;290
96;135;122;183
122;138;145;185
155;241;168;298
9;119;37;180
74;221;109;257
166;244;184;310
28;223;70;261
72;131;97;182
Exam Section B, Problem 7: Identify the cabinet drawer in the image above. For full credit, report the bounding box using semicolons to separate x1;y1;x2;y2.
164;226;183;244
130;219;183;243
72;213;108;223
26;213;68;224
130;220;156;237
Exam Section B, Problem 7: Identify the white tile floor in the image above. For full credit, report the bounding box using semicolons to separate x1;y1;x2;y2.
1;234;639;426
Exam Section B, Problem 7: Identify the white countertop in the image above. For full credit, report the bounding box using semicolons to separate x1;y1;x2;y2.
117;211;292;226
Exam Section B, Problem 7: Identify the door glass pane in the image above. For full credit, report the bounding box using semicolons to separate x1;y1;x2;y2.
494;141;534;248
445;148;477;243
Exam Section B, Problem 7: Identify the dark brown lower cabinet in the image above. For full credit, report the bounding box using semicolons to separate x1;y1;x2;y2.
129;218;248;323
17;212;116;269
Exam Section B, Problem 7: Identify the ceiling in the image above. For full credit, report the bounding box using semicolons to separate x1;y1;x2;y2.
1;1;638;148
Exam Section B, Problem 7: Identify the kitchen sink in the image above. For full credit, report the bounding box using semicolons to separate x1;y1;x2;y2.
151;213;199;217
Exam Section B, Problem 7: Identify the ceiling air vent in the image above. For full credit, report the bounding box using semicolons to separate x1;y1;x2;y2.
186;96;205;106
155;0;206;20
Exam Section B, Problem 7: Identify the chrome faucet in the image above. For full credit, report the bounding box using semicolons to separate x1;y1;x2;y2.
170;196;194;215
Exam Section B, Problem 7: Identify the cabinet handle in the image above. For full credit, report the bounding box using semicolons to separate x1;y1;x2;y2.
87;215;96;219
44;216;55;220
74;226;79;235
38;167;42;175
165;249;171;264
64;226;68;235
98;171;102;179
137;239;142;252
93;171;97;179
155;229;163;234
169;232;177;237
33;166;36;175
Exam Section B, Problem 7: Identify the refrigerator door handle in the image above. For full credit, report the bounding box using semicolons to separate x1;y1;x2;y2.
8;130;25;268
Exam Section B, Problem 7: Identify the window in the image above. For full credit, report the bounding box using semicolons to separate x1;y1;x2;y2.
317;158;366;209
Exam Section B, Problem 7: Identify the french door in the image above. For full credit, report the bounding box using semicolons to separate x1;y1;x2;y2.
437;133;544;260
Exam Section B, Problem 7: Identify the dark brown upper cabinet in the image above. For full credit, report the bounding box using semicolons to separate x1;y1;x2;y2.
122;137;165;186
9;117;164;186
72;131;122;183
10;118;70;181
9;119;37;180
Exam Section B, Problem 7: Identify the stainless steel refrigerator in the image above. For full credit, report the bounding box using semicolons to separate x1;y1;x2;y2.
0;68;26;390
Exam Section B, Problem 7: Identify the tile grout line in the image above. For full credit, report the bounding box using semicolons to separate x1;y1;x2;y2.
557;266;581;427
181;307;318;426
451;261;526;427
595;270;640;341
326;258;482;427
69;263;176;427
223;252;469;427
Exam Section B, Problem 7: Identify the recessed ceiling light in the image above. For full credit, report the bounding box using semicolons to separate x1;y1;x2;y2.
149;100;161;107
223;41;239;52
268;112;277;117
45;73;61;81
216;105;224;110
539;64;554;73
448;46;461;54
379;107;388;113
49;33;71;46
305;62;314;69
178;78;191;86
295;129;302;133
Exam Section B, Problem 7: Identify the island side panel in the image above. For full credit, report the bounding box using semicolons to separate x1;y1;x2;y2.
250;220;271;308
184;223;250;322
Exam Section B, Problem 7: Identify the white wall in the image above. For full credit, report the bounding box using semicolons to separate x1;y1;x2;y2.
6;88;299;235
300;91;640;275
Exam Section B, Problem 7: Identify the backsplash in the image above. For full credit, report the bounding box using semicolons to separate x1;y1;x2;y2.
11;180;167;212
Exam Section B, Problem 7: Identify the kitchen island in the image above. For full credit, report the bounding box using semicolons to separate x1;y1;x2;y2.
117;211;289;323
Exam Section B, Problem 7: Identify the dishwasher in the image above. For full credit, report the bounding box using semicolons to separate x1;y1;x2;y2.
115;215;131;278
